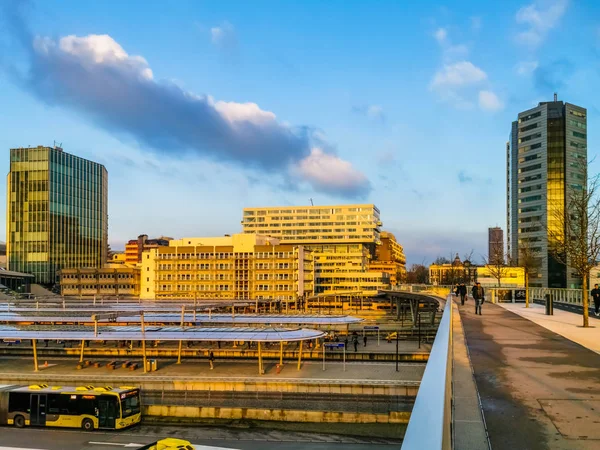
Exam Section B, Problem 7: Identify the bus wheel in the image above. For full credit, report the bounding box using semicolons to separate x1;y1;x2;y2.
14;415;25;428
82;418;94;431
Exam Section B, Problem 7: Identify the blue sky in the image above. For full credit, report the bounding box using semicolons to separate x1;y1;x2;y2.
1;0;599;265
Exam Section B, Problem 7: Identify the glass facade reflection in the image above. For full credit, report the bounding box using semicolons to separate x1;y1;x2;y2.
507;100;586;288
7;146;108;284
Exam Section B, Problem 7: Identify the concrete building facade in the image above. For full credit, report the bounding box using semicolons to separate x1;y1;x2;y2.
139;234;314;302
125;234;171;265
6;146;108;284
59;267;140;297
241;204;390;297
507;98;587;288
369;231;407;285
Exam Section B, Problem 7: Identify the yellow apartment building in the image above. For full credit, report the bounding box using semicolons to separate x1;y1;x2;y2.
429;254;476;285
140;233;314;302
59;267;140;297
476;266;525;288
241;204;382;249
369;231;406;285
241;204;392;297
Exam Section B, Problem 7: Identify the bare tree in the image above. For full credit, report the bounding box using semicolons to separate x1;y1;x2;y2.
482;246;511;287
406;264;428;284
462;249;475;284
517;239;541;308
547;165;600;327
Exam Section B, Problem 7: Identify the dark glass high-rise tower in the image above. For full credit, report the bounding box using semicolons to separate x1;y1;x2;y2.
507;97;587;288
7;146;108;284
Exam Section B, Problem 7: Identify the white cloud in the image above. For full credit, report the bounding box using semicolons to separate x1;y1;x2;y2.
433;28;469;62
478;90;504;112
434;27;447;44
22;33;371;197
35;34;154;80
210;21;237;50
293;148;371;198
515;60;539;75
515;0;569;48
431;61;487;89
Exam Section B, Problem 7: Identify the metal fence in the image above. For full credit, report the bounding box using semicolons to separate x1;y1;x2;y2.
401;295;452;450
487;287;583;305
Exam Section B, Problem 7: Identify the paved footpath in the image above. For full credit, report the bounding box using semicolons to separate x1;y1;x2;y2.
499;302;600;354
460;301;600;450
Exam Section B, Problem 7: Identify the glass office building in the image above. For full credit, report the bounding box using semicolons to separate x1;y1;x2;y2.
7;146;108;284
507;98;587;288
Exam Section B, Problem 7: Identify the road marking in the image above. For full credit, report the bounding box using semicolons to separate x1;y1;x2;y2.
0;447;48;450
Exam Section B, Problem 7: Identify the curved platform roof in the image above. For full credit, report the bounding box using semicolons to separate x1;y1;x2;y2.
0;313;362;325
0;325;326;342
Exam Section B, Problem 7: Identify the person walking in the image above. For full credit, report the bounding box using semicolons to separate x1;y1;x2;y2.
363;335;368;347
208;351;215;370
591;284;600;317
459;283;467;306
472;282;485;315
352;334;359;352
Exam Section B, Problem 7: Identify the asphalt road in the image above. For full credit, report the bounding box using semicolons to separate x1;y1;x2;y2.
0;424;401;450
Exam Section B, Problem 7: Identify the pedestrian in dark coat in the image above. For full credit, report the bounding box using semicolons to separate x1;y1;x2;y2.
472;282;485;315
591;284;600;317
459;283;467;305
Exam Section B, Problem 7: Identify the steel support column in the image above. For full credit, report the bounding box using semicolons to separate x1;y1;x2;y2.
297;340;303;371
32;339;39;372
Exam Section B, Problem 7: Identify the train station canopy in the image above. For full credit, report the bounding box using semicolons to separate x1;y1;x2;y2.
0;325;326;342
0;313;362;326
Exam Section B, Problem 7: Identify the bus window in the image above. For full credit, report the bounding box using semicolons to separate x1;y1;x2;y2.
8;393;30;413
121;391;140;418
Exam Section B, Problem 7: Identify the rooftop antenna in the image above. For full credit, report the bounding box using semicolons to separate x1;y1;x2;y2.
554;92;558;102
310;198;314;206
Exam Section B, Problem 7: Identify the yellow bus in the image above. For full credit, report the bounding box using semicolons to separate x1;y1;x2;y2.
0;384;141;430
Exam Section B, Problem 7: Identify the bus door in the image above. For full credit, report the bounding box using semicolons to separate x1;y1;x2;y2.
30;394;47;426
98;396;117;428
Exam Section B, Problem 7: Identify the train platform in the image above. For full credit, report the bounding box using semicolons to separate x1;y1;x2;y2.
460;300;600;449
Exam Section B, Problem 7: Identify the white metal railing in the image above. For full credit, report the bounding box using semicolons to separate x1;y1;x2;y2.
528;287;582;305
486;287;583;305
401;293;452;450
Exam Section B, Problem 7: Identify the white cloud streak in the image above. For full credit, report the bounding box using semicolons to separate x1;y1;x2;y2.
515;0;569;48
516;60;539;75
292;148;370;197
478;90;504;112
431;61;487;89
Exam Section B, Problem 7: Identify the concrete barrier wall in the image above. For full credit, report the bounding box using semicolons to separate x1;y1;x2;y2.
143;404;411;424
0;375;418;396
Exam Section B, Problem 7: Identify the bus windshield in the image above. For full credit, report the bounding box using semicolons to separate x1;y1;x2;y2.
121;390;140;418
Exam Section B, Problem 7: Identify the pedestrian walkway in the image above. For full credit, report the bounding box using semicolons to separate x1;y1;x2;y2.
451;301;489;450
499;302;600;354
459;301;600;449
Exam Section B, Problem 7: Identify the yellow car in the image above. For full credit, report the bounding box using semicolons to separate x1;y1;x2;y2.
140;439;194;450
